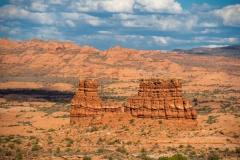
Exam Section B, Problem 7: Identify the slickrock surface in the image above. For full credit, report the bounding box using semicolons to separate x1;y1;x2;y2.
71;78;197;121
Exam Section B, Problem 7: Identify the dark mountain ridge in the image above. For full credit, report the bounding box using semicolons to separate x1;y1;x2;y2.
172;44;240;58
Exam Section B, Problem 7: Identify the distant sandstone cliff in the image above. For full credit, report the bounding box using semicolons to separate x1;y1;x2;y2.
70;78;197;121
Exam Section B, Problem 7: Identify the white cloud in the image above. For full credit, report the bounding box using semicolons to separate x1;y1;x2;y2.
0;5;54;24
152;36;168;45
48;0;63;4
30;2;49;12
0;5;29;19
66;20;76;27
199;22;218;27
134;0;183;14
0;5;107;27
0;24;21;35
193;37;238;44
9;0;24;3
6;21;20;26
191;3;219;12
202;44;228;48
118;14;198;31
69;0;134;13
86;19;106;26
9;27;21;35
69;0;183;14
98;31;114;34
25;26;64;41
100;0;134;12
200;29;221;34
0;25;10;32
213;4;240;27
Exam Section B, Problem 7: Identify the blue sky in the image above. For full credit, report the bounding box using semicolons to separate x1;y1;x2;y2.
0;0;239;50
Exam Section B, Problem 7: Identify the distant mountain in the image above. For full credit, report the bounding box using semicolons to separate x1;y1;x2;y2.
172;44;240;58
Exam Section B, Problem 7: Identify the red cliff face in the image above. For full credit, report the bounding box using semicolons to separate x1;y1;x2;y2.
70;78;197;122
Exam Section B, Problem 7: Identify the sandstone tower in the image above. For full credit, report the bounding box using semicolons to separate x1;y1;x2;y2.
70;78;197;122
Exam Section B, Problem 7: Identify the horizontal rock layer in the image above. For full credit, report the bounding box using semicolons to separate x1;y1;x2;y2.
70;78;197;121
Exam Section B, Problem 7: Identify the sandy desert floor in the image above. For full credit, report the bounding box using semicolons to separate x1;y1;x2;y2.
0;73;239;160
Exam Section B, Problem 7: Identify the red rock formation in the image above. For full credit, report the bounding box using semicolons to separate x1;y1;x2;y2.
125;78;197;119
70;78;197;122
70;78;122;122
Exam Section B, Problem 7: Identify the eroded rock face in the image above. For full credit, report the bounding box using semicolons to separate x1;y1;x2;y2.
125;78;197;119
70;78;197;122
70;78;122;121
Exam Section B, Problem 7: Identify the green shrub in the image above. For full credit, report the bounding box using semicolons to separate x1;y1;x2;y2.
140;148;152;160
47;128;56;132
158;157;169;160
116;146;127;154
55;147;61;156
31;145;39;151
207;153;220;160
129;119;135;124
236;147;240;154
97;148;106;153
179;144;184;148
170;153;187;160
5;150;12;156
13;138;22;144
15;151;23;160
83;156;92;160
8;143;15;149
158;120;163;124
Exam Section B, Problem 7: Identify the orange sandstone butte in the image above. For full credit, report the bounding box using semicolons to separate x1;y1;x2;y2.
70;78;197;122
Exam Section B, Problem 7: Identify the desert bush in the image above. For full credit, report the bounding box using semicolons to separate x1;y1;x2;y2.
179;144;184;148
97;137;105;144
29;136;36;140
196;106;213;115
54;114;70;118
170;153;187;160
108;139;121;145
15;151;23;160
102;124;108;129
65;148;71;152
158;120;163;124
108;156;113;160
207;153;220;160
116;146;127;154
206;116;217;124
121;125;129;131
83;156;92;160
5;150;12;156
47;128;56;132
158;156;169;160
87;126;98;132
55;146;61;156
97;148;106;153
140;148;152;160
31;145;39;151
192;98;198;102
8;143;15;149
129;119;135;124
13;138;22;144
5;135;15;142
